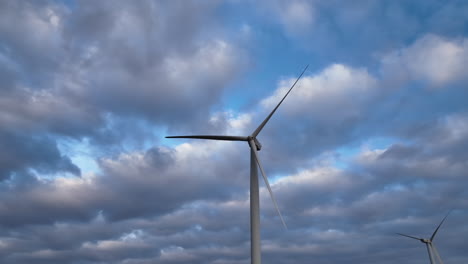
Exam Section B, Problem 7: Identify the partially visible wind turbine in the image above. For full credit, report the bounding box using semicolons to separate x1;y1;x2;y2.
166;65;308;264
397;211;451;264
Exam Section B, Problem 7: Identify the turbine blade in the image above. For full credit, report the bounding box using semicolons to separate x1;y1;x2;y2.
166;135;248;141
430;243;445;264
248;140;287;229
430;211;451;242
396;233;422;241
251;65;309;137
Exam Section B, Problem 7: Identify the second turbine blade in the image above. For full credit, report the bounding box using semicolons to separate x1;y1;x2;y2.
249;140;287;229
166;135;248;141
396;233;422;241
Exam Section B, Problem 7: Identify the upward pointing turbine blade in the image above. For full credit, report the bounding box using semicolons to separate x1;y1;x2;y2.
248;140;287;229
396;233;422;241
430;211;451;242
251;65;309;138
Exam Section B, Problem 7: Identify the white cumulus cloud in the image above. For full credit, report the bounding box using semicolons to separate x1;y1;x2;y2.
382;34;468;86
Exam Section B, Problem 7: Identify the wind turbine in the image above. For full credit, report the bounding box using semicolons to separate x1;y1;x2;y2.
166;65;308;264
397;212;451;264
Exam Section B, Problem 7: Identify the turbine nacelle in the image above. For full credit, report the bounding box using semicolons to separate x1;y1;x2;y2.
248;136;262;151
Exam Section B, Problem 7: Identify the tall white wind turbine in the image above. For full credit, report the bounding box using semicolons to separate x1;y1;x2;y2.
397;212;451;264
166;65;308;264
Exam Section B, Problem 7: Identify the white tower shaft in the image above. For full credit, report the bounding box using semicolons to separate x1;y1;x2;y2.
250;148;261;264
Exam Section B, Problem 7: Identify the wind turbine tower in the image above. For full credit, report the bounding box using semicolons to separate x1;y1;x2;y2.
166;65;308;264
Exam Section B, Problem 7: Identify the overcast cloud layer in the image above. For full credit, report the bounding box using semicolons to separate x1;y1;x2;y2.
1;1;468;263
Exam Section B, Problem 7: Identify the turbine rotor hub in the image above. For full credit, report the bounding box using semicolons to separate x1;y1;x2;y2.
247;136;262;151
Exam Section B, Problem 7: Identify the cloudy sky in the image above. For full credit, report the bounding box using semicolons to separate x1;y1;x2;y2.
1;0;468;263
